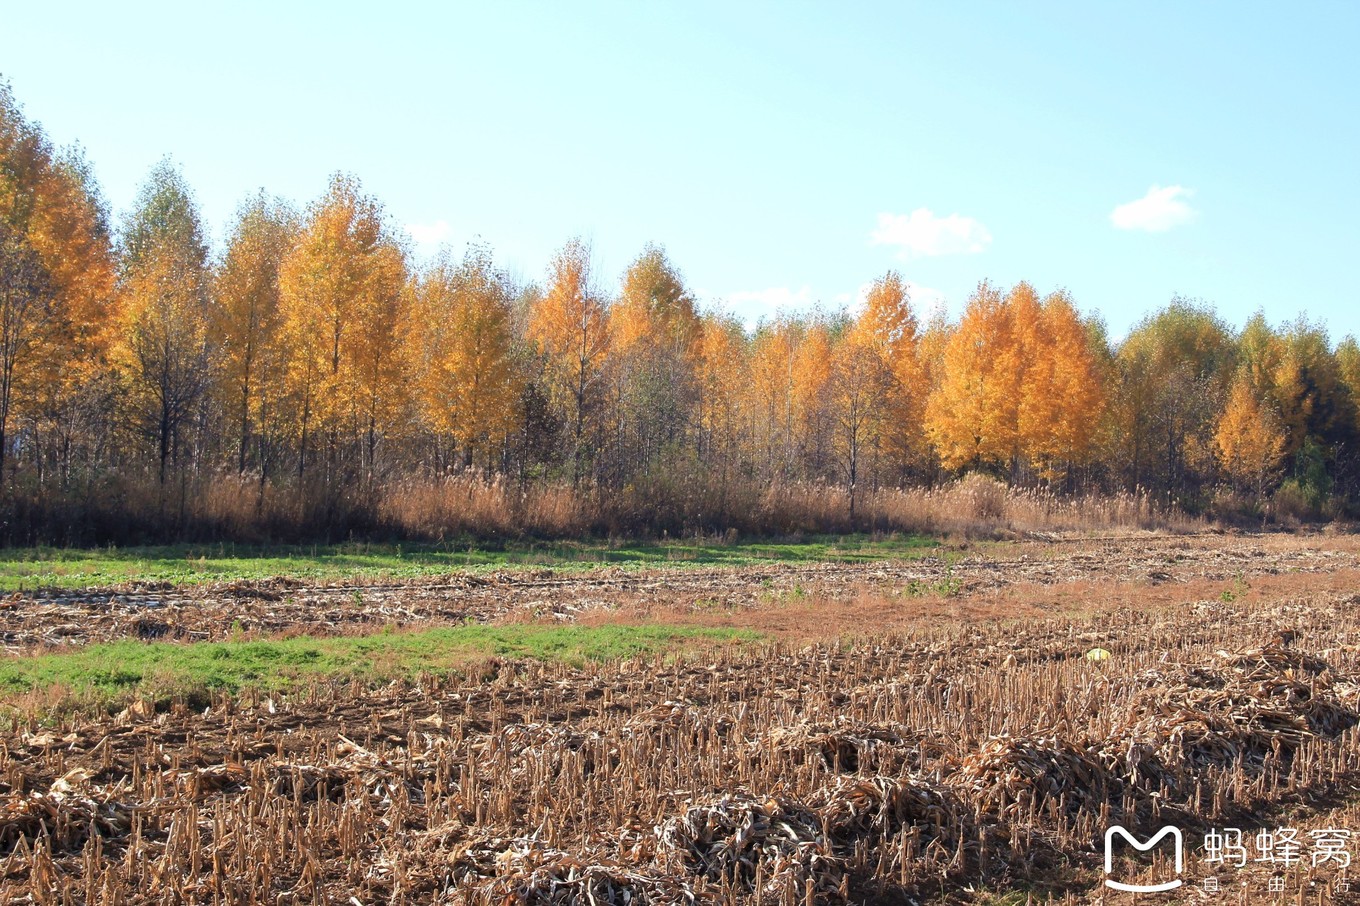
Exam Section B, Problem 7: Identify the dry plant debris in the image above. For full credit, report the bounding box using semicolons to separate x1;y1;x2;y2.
1;536;1360;903
3;532;1355;651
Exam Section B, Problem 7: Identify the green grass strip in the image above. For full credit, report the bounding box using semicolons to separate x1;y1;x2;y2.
0;624;759;702
0;534;938;591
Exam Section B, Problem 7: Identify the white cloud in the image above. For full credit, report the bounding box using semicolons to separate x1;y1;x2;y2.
1110;185;1197;232
404;219;453;246
870;209;992;259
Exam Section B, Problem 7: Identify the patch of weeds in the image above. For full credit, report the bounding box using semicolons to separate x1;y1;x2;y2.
936;564;963;597
1220;572;1249;603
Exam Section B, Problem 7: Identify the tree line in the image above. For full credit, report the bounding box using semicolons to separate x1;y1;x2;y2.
2;82;1358;544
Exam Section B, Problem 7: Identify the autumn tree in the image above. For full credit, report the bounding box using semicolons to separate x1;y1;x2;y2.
12;76;1360;539
0;225;51;475
1230;314;1357;505
924;281;1023;472
1236;312;1279;395
694;312;747;486
0;84;114;479
1017;289;1106;482
1338;336;1360;493
608;245;700;478
527;238;610;484
112;160;212;486
506;283;562;480
278;175;408;484
744;317;797;481
406;243;522;468
828;329;893;521
1112;299;1235;498
916;305;951;391
852;271;928;471
793;318;835;477
211;193;296;476
611;244;700;360
1338;337;1360;438
1215;369;1287;501
1269;319;1355;462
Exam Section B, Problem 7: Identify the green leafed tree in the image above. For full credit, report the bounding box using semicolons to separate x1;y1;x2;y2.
111;160;213;486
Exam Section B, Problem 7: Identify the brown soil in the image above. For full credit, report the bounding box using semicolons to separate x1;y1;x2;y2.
4;531;1357;652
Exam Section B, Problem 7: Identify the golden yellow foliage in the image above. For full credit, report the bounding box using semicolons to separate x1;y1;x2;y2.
1111;300;1235;492
407;244;522;464
746;319;798;478
1338;337;1360;438
695;313;747;468
611;244;699;361
1215;370;1287;498
1017;289;1106;478
924;281;1022;471
852;271;927;464
827;329;893;518
1232;314;1351;462
110;161;211;484
212;194;296;473
527;239;610;480
0;90;114;469
792;320;832;444
277;175;408;474
0;226;53;466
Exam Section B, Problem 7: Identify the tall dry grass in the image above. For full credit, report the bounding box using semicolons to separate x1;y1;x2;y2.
378;474;587;539
372;473;1199;540
2;470;1200;546
869;473;1201;536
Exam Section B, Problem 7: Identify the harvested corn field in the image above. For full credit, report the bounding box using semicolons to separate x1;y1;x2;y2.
2;531;1360;904
3;531;1356;652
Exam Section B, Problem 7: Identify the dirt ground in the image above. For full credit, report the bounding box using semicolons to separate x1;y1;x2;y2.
2;530;1360;904
4;530;1357;653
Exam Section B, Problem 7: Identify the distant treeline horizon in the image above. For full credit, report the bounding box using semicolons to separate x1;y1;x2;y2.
2;80;1358;545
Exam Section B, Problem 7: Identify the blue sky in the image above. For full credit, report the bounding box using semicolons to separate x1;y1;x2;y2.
3;2;1357;338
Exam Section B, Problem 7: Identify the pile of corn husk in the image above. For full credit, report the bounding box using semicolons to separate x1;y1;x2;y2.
0;790;133;853
954;735;1113;821
759;718;926;773
656;793;844;903
481;842;693;906
432;836;695;905
1109;644;1359;773
814;775;962;848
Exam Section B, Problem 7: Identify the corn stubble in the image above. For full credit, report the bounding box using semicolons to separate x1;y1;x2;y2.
2;594;1359;904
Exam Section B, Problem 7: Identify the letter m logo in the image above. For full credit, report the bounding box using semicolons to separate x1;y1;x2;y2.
1104;825;1184;892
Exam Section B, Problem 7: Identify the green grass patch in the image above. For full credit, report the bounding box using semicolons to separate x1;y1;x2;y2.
0;624;758;705
0;534;938;591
